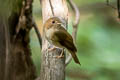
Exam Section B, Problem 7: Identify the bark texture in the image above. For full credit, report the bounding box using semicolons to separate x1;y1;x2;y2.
40;0;68;80
0;16;6;80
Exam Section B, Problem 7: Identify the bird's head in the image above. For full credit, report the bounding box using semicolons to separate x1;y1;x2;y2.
44;17;62;30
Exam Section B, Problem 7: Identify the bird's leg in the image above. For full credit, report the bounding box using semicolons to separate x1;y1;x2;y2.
54;48;64;58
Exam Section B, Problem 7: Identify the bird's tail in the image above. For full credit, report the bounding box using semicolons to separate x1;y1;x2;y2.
68;50;81;65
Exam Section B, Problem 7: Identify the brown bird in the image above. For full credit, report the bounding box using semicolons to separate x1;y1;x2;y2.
43;17;80;65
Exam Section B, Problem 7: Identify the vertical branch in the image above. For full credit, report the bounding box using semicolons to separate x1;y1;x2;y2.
68;0;80;40
40;0;68;80
65;0;80;66
49;0;55;16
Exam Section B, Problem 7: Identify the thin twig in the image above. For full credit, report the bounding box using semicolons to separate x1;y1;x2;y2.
65;0;80;66
49;0;55;16
32;19;42;48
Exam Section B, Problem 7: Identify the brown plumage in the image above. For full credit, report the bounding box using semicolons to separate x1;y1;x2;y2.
43;17;80;65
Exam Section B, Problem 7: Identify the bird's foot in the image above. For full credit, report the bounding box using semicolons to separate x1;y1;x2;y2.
48;46;57;52
54;55;64;58
54;48;64;58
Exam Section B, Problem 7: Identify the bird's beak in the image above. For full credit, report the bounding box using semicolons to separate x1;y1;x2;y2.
57;23;61;25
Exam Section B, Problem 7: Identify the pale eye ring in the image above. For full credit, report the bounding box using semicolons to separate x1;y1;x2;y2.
52;20;55;24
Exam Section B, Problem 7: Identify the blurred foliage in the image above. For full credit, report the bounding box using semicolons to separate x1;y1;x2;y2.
31;0;120;80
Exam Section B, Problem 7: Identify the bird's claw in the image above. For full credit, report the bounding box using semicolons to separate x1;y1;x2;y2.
53;55;64;58
53;48;64;58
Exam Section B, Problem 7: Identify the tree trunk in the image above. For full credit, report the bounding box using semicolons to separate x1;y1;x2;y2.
40;0;68;80
0;0;37;80
0;16;6;80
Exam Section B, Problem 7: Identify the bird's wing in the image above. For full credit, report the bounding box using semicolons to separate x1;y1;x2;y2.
52;26;77;52
52;26;80;64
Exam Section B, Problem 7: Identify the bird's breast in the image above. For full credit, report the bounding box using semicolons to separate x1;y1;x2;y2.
45;28;64;48
45;28;55;44
46;28;54;39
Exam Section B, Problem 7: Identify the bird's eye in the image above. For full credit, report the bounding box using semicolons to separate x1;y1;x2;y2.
52;20;55;24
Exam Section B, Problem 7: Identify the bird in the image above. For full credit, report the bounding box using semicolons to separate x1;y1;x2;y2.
43;17;80;65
